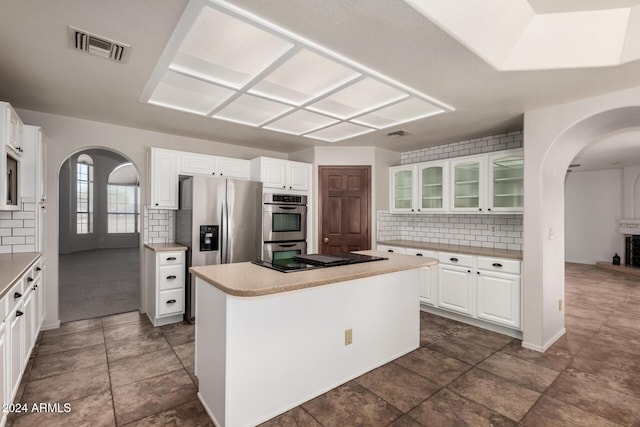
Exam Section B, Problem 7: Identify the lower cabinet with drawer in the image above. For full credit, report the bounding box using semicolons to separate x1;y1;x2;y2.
377;244;522;334
144;248;186;326
1;256;45;427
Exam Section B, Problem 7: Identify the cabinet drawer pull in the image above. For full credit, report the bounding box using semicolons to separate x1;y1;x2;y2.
450;257;458;262
36;267;42;271
27;277;34;282
166;257;177;261
16;310;24;317
167;299;177;304
416;253;423;256
387;249;394;253
166;275;177;280
14;292;22;299
492;263;503;268
467;269;471;273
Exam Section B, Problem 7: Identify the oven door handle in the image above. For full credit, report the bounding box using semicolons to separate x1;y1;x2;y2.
276;243;298;248
276;206;297;210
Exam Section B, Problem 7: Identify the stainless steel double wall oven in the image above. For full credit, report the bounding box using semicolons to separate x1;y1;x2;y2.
262;193;308;262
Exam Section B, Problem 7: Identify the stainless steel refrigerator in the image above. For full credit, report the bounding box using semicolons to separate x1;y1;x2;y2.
176;175;263;323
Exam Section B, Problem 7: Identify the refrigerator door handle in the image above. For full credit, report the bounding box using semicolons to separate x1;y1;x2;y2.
225;188;231;264
220;199;227;264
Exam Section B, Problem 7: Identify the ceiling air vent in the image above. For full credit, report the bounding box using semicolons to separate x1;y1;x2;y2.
69;26;129;63
386;130;412;138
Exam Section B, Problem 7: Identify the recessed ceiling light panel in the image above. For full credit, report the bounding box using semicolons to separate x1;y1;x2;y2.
148;70;235;115
141;0;454;143
214;94;294;126
307;78;409;119
249;49;361;105
352;98;444;129
305;122;375;142
171;6;294;88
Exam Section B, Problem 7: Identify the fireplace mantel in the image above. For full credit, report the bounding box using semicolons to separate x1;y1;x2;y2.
620;219;640;235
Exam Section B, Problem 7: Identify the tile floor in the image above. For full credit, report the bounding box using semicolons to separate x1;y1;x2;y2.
9;263;640;426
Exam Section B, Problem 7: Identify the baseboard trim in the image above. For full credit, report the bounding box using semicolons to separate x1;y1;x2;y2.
41;320;61;331
522;328;566;353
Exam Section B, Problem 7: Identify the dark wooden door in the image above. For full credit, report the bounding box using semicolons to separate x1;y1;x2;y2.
318;166;371;255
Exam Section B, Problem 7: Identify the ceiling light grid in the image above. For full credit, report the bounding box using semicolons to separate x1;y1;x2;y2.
140;0;454;142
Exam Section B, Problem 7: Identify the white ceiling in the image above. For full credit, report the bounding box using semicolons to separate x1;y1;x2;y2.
1;0;640;154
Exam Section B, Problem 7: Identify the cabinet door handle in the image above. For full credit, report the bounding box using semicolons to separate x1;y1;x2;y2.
166;257;176;261
467;269;471;273
167;299;176;304
487;208;492;211
14;292;22;299
450;257;458;262
36;267;42;271
477;271;480;275
16;310;24;317
492;263;503;268
387;249;394;253
166;275;177;280
478;208;482;211
32;286;37;291
416;253;423;256
27;277;34;282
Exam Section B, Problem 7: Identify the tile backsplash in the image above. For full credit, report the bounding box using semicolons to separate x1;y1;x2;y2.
0;198;37;254
377;211;523;251
381;130;524;251
400;131;522;165
143;207;175;244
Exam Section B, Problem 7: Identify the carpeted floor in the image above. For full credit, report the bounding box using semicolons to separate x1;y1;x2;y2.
59;247;140;322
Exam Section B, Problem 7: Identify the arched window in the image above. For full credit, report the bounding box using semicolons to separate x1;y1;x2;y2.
107;163;140;233
76;154;94;234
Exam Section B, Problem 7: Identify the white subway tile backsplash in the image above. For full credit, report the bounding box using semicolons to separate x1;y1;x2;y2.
143;206;175;244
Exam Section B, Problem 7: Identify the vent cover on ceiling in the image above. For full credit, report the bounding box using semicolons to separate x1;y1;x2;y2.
386;130;412;138
69;26;129;63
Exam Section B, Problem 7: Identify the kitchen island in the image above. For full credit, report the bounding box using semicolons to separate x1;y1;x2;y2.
190;251;436;427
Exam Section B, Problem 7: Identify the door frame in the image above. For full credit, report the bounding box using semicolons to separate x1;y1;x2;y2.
318;165;372;253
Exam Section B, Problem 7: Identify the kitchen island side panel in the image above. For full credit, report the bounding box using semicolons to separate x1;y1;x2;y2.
197;269;419;427
195;279;227;427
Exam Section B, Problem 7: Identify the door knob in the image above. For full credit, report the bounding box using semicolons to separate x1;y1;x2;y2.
323;237;329;243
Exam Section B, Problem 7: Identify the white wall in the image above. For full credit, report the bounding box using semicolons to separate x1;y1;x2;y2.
523;85;640;352
623;165;640;218
16;108;284;330
565;169;624;264
290;146;399;252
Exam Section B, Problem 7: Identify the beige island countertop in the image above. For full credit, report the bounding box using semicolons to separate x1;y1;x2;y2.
378;240;523;260
143;243;188;252
0;252;42;299
190;250;437;297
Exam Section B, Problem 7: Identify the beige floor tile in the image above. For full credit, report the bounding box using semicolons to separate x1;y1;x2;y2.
477;351;561;392
42;318;102;338
105;330;169;362
21;363;110;404
29;343;106;380
11;391;115;427
38;328;104;356
394;347;471;386
109;348;183;388
122;399;213;427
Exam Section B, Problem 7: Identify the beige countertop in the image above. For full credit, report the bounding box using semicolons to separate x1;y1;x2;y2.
378;240;523;260
0;252;42;299
144;243;188;252
190;250;437;297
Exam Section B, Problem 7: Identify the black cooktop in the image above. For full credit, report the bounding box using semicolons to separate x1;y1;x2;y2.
252;253;388;273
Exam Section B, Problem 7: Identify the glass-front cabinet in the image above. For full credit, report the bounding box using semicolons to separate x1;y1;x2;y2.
418;162;448;212
390;165;415;212
488;150;523;212
450;156;486;212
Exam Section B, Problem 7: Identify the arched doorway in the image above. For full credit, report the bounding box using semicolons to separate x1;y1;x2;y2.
523;100;640;351
58;148;141;322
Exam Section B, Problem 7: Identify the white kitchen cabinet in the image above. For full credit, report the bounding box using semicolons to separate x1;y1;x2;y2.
406;248;437;306
450;155;486;213
488;149;523;213
0;319;6;427
2;102;24;157
178;152;250;180
376;244;406;254
418;161;448;212
9;299;24;402
144;248;185;326
437;262;474;316
22;126;47;253
251;157;311;192
389;165;415;212
475;256;521;328
149;148;178;209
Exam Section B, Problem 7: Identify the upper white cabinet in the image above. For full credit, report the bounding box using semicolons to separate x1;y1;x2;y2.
488;150;523;212
178;152;250;180
149;148;178;209
389;149;522;214
2;102;24;156
251;157;311;192
390;165;415;212
1;102;24;211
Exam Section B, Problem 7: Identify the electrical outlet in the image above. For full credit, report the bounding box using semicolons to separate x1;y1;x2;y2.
345;328;353;346
491;226;496;234
558;299;563;311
